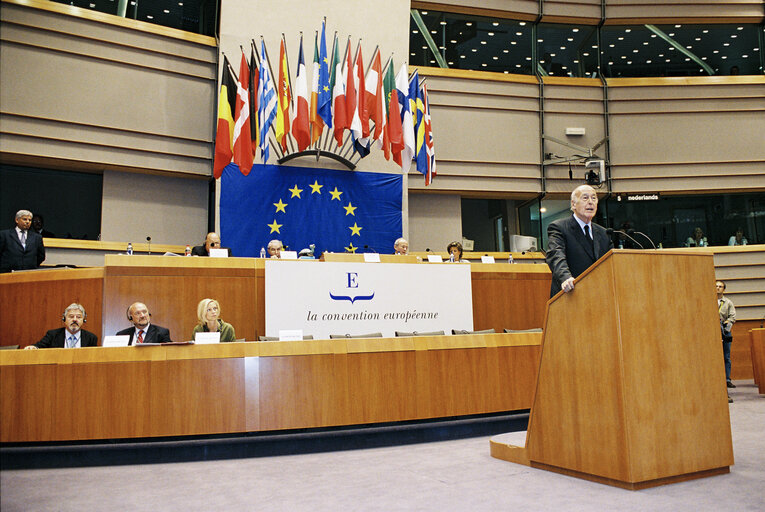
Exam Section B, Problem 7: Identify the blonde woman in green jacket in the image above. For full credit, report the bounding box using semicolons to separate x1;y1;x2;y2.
193;298;236;342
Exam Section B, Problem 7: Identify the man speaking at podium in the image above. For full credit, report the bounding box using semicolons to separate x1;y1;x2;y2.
546;185;613;296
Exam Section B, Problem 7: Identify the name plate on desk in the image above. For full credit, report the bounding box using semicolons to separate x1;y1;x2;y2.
194;332;220;344
265;261;473;339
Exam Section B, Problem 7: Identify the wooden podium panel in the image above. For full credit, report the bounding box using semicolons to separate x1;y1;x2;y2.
751;328;765;393
492;250;734;489
0;364;57;442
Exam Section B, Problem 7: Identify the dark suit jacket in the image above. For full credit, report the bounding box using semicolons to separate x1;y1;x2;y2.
190;245;232;257
33;328;98;348
116;324;172;345
0;228;45;273
546;215;613;297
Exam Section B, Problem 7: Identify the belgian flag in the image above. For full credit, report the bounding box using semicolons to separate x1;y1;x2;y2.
213;56;237;179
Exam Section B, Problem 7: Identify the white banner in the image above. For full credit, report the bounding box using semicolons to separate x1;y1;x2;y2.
265;261;473;339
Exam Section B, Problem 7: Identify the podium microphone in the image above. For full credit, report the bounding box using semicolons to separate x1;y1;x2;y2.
606;228;644;249
146;236;152;255
629;229;657;249
363;245;378;253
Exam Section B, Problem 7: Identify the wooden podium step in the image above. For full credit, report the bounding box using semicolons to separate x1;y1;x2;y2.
490;431;529;466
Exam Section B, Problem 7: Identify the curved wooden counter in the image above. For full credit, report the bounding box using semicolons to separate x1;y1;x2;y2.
0;333;541;442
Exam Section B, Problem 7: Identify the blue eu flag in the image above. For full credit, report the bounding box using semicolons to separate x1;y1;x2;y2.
220;163;402;257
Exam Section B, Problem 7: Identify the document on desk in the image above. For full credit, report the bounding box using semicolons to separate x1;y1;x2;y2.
265;260;473;339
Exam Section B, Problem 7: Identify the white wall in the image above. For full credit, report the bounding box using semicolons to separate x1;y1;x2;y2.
101;170;208;246
408;194;462;252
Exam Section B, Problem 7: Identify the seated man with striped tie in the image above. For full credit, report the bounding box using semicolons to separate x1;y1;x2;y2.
117;302;172;345
25;303;98;349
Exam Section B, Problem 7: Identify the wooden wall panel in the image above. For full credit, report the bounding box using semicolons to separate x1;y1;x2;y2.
55;361;152;440
472;266;552;331
149;358;246;437
0;364;57;442
0;268;103;347
346;351;419;423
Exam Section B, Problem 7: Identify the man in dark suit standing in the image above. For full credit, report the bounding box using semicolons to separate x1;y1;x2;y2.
25;303;98;349
0;209;46;273
191;232;232;257
546;185;613;297
117;302;172;344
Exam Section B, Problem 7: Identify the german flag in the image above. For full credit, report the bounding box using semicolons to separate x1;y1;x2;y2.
213;56;236;179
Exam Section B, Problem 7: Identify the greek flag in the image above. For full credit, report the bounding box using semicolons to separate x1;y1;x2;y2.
258;40;277;163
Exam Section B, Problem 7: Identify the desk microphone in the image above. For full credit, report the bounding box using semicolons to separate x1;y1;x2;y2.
363;245;378;253
629;229;657;249
606;228;644;249
146;236;152;255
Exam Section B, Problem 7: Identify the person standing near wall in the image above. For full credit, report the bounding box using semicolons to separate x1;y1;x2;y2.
716;280;736;402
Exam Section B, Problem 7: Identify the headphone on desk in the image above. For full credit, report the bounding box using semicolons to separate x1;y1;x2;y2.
62;303;87;323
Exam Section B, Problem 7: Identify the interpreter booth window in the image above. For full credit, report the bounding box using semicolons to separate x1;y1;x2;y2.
0;165;103;240
49;0;219;37
603;193;764;248
536;23;599;78
409;9;534;74
600;24;762;78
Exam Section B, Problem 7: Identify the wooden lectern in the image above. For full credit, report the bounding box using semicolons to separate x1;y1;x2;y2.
491;250;734;489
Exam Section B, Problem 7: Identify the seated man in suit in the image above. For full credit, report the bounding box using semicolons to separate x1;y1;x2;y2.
0;209;46;273
117;302;172;344
546;184;613;296
25;303;98;349
267;239;283;258
191;232;232;257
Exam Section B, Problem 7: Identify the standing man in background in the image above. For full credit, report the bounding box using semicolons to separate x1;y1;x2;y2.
717;280;736;401
546;185;613;296
0;209;46;273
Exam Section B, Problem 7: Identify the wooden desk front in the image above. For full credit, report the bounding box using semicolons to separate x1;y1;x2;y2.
0;333;542;442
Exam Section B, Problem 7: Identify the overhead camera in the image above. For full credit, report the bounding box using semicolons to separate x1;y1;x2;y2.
584;158;605;186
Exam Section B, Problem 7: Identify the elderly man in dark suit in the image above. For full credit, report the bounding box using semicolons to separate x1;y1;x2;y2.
0;209;46;273
25;303;98;349
546;185;613;297
191;232;232;257
116;302;172;344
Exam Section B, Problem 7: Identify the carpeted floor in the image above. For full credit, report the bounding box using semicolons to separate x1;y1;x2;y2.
1;381;763;511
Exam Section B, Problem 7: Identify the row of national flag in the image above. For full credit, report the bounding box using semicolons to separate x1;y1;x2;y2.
213;21;436;185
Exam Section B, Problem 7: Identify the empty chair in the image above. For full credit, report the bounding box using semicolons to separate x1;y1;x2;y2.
329;332;383;339
451;328;496;335
258;335;314;341
504;328;543;333
394;330;445;337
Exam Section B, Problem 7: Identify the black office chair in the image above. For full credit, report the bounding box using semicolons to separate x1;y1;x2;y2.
451;328;496;335
504;328;543;333
258;335;314;341
394;330;445;337
329;332;383;339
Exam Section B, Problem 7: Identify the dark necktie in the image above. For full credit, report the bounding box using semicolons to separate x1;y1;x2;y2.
584;225;594;254
20;230;27;249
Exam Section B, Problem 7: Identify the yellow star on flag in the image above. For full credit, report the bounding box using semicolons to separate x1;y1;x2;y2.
329;187;343;201
345;243;358;253
309;181;323;194
288;185;303;198
349;223;362;236
273;199;287;213
343;202;357;216
267;220;282;234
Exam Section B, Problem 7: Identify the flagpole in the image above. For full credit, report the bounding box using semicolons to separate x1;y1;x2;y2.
281;33;298;156
319;29;338;155
326;35;350;156
261;36;285;161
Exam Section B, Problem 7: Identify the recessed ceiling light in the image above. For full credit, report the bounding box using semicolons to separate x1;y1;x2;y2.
742;54;749;58
701;56;707;60
608;61;614;65
572;28;579;32
721;56;727;59
592;45;597;48
703;30;709;33
659;54;664;57
643;42;649;45
460;55;465;59
516;32;522;36
519;22;526;26
412;30;418;34
724;43;730;46
625;29;631;33
583;52;589;56
731;35;737;38
493;22;499;27
550;53;556;57
493;56;498;60
466;22;472;26
503;49;509;53
713;50;719;54
621;56;626;59
504;70;509;74
440;21;447;25
684;57;690;61
627;61;632;64
481;63;487;67
448;61;454;65
163;9;170;13
737;26;743;30
511;41;517;45
618;37;624;41
687;45;692;49
651;34;657;38
450;40;457;43
471;48;477;52
146;15;153;19
538;39;543;43
669;47;675;51
431;30;437;34
609;44;615;48
695;37;701;41
675;24;682;28
633;49;639;53
573;59;579;63
646;60;652;63
422;46;427;49
560;46;566;50
411;52;415;56
488;32;494;36
567;38;574;42
430;60;435;63
439;46;445;50
526;57;531;61
516;64;522;67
